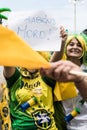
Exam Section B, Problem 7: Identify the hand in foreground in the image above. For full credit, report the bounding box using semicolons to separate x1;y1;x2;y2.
40;60;84;83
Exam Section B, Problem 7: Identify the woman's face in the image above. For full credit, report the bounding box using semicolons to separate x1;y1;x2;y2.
66;38;83;59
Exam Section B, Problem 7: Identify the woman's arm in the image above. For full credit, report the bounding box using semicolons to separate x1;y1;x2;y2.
75;77;87;101
50;26;67;62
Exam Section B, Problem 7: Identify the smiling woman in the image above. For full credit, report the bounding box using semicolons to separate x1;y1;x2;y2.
62;34;87;66
49;26;87;130
61;33;87;130
66;38;83;59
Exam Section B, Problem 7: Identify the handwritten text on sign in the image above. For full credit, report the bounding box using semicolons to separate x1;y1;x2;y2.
8;10;61;51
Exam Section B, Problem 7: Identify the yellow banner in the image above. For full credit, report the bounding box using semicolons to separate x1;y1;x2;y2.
0;25;50;69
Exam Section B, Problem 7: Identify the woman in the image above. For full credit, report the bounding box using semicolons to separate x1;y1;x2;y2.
50;27;87;130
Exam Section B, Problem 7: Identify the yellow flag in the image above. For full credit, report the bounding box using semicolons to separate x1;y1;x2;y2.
0;25;50;69
54;82;78;101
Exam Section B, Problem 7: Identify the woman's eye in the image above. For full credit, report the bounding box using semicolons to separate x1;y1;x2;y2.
69;42;74;46
77;43;82;47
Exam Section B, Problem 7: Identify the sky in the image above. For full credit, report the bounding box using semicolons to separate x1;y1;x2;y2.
0;0;87;33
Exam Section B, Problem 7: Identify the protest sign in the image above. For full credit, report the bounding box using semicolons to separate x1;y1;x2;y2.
8;10;61;51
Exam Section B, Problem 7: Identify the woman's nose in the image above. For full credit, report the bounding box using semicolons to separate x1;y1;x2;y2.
73;44;78;48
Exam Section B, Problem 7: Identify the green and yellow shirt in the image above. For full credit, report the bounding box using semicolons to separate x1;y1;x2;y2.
6;68;57;130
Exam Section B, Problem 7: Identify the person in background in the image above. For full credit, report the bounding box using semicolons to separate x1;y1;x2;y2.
80;28;87;72
0;66;6;130
49;26;87;130
81;29;87;35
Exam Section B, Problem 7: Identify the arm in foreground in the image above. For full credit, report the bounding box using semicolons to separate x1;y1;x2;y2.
40;60;87;101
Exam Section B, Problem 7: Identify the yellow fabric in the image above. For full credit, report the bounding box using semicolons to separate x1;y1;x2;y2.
0;84;11;130
54;52;78;101
38;51;51;61
54;82;77;101
0;25;50;69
